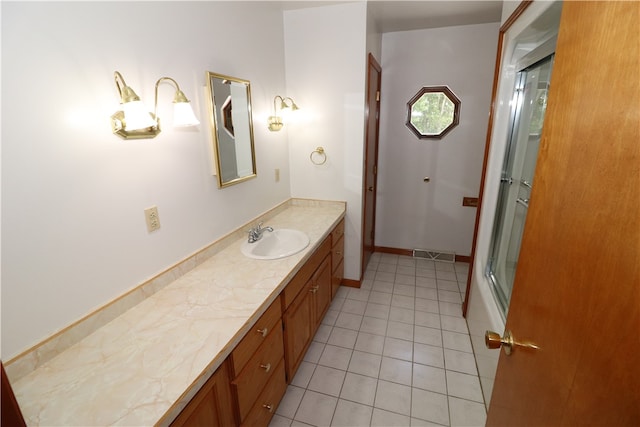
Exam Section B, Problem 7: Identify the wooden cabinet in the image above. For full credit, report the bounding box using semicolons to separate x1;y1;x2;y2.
331;219;345;298
282;235;333;382
229;299;286;427
173;218;344;426
170;360;236;427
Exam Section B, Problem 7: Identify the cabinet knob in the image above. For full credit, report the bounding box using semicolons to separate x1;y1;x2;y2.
256;327;268;337
263;404;273;412
335;251;342;256
260;363;271;373
310;285;319;294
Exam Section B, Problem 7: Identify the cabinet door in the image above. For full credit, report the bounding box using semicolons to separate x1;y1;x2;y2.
171;361;236;427
332;258;344;299
313;256;332;327
282;283;314;381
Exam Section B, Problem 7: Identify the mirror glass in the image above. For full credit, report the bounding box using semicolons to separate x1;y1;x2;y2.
406;86;461;139
206;72;256;187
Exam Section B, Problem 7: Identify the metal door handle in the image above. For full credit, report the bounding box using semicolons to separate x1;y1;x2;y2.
485;330;539;355
516;198;529;208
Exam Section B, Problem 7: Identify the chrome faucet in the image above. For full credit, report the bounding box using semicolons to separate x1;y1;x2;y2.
247;222;274;243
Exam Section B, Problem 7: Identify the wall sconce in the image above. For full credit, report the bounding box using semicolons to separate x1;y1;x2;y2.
267;95;299;132
110;71;199;140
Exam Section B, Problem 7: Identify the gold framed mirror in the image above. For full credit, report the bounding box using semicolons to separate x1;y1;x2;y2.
205;72;257;188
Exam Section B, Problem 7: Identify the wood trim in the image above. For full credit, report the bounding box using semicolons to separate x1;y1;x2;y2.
501;1;534;32
342;279;361;289
374;246;413;257
462;0;533;317
456;255;471;264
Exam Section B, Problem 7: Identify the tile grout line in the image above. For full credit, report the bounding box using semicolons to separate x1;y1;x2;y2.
281;256;483;427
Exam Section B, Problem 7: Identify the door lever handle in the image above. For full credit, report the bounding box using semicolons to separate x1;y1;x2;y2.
485;330;540;355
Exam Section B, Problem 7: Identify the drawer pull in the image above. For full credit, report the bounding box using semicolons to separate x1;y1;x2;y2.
335;251;342;256
310;285;319;294
260;363;272;373
263;404;273;412
256;327;268;337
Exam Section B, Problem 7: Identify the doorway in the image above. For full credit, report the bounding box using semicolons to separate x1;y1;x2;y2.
362;53;381;278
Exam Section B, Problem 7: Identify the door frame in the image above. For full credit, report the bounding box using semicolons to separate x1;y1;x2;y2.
462;1;533;316
361;53;382;278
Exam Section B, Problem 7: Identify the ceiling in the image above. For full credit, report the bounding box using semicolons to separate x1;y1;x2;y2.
280;1;503;32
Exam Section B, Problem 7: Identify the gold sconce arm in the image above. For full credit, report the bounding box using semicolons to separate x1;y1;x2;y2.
154;77;200;127
114;71;140;103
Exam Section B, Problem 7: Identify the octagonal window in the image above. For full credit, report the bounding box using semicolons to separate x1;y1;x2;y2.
406;86;461;139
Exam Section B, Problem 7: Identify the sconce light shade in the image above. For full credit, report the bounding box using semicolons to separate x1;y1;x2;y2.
121;99;157;131
173;101;200;127
268;95;300;132
172;89;200;127
111;71;199;139
111;71;159;139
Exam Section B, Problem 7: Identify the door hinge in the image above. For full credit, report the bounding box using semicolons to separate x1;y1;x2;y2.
376;91;380;102
373;165;377;175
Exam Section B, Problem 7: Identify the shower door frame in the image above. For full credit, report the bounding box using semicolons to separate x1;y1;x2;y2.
485;54;554;316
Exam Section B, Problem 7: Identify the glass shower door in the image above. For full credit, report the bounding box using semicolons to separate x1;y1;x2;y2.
486;55;554;315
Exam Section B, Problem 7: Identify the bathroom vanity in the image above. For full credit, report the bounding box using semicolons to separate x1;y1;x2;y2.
8;199;346;426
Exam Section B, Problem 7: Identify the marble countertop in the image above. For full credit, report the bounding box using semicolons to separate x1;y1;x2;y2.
12;201;345;426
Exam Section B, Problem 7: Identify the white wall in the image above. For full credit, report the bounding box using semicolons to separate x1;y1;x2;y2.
284;2;368;281
1;2;290;360
366;3;383;62
376;23;499;256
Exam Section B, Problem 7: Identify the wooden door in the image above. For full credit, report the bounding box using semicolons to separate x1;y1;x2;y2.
362;53;381;276
487;2;639;425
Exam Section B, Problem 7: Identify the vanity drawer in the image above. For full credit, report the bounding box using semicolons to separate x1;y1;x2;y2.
281;235;331;310
230;298;282;376
232;322;284;422
239;359;287;427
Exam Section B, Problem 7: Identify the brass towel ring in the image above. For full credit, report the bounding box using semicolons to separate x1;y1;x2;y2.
310;147;327;165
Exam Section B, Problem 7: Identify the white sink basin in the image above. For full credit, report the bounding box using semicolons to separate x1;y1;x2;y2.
241;229;310;260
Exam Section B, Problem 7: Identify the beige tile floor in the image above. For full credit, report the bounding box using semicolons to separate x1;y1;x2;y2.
269;253;487;427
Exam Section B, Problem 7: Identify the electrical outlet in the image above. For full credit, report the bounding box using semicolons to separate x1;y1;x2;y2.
144;206;161;232
275;168;280;182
